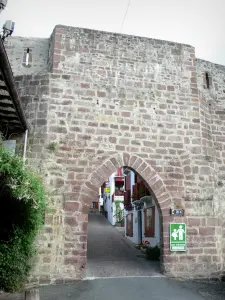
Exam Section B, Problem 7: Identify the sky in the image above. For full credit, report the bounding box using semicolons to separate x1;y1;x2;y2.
0;0;225;65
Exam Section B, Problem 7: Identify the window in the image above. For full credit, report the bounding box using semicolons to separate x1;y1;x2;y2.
22;47;32;68
126;213;133;237
205;72;210;89
144;206;155;237
205;72;212;89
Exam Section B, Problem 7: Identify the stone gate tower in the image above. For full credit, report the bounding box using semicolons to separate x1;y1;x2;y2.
5;25;225;284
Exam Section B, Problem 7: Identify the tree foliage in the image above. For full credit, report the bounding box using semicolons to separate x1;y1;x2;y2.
0;147;47;292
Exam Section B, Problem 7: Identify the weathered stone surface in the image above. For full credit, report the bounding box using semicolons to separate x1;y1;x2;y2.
7;25;225;284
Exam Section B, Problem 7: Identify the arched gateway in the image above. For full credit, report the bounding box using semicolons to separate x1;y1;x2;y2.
74;153;174;276
6;24;224;285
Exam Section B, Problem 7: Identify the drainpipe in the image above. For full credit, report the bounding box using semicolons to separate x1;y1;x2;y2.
23;129;28;161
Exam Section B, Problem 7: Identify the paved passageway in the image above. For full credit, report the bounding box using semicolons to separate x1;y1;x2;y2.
86;212;160;278
39;213;225;300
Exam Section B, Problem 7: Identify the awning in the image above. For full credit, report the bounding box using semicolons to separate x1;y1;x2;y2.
0;38;28;136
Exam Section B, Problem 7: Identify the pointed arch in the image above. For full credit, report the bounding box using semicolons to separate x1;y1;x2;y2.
78;152;173;217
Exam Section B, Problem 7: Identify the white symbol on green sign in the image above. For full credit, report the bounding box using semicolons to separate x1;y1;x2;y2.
170;223;186;251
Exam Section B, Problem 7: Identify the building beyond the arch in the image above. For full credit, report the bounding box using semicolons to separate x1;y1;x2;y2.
3;25;225;284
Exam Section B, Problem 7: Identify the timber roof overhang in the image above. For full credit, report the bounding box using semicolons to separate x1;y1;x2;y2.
0;38;28;136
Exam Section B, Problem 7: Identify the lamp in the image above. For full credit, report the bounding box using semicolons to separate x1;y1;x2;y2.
0;0;7;12
1;20;15;41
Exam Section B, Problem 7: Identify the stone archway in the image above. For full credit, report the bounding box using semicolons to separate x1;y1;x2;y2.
77;152;174;275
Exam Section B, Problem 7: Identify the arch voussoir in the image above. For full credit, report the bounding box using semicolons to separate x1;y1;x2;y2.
151;178;164;193
110;157;121;170
148;175;160;188
154;185;167;198
79;194;93;206
78;152;174;217
135;161;148;174
85;182;99;194
103;160;117;174
130;157;143;171
99;164;114;180
140;166;157;182
157;192;171;204
129;155;139;168
123;152;131;166
160;198;172;210
90;171;105;186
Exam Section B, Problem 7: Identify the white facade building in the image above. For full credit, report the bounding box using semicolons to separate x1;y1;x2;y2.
124;169;160;247
101;169;124;226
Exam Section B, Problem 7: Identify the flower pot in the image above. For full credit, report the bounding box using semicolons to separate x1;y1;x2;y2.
146;246;160;261
140;247;147;254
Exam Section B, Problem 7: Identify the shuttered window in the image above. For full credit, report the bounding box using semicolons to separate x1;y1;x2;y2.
126;213;133;237
144;206;155;237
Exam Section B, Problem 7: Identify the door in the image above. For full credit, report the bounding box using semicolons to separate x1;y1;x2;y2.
138;210;142;244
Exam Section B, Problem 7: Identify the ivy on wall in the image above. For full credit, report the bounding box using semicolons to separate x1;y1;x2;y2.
0;146;47;292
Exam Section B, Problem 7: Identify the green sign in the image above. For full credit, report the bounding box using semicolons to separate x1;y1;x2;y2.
170;223;186;251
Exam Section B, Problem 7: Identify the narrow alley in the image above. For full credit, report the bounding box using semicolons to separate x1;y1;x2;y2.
39;211;225;300
86;212;160;278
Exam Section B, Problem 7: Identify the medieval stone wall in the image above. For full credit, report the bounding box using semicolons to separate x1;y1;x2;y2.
5;37;49;76
196;59;225;276
5;25;225;284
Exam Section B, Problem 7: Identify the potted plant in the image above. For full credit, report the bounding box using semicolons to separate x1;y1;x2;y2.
139;187;146;198
145;244;160;261
131;193;137;201
140;240;150;254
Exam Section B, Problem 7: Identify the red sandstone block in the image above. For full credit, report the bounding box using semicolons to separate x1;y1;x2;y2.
116;145;125;151
109;137;117;143
97;91;106;97
199;227;215;236
204;248;217;255
179;256;197;262
121;111;131;117
64;257;78;265
187;218;201;227
56;178;64;187
198;255;212;263
85;182;99;193
82;222;88;232
45;215;53;225
119;138;130;145
64;217;78;227
167;86;175;91
164;256;179;263
64;243;75;248
157;84;167;90
206;218;219;226
189;248;203;254
161;208;171;217
64;202;80;212
80;236;87;242
81;83;90;88
136;161;148;174
77;214;88;223
151;179;163;192
43;257;51;263
154;186;167;199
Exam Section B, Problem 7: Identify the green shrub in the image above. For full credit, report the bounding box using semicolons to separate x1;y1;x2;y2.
0;147;47;292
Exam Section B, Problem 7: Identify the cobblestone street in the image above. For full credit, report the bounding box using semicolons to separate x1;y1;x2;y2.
86;212;161;278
